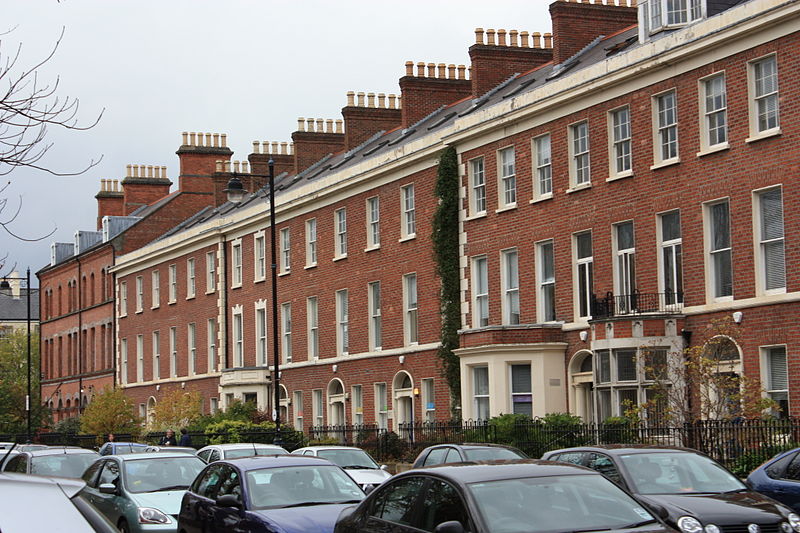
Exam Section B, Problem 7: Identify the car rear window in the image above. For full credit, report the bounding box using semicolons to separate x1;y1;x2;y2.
463;448;526;461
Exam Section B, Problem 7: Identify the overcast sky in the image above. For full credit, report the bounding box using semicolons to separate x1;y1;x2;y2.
1;1;552;283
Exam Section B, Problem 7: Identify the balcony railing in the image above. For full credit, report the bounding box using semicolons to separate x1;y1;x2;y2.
591;290;683;319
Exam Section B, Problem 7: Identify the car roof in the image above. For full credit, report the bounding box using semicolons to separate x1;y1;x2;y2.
110;451;204;461
0;471;86;497
295;446;365;451
219;454;335;470
27;447;99;457
546;445;701;456
106;442;148;447
200;443;284;450
405;459;600;483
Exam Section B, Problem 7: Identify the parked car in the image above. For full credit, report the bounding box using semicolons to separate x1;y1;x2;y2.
144;446;197;454
411;443;527;468
747;447;800;512
291;446;391;490
80;451;206;533
178;455;365;533
335;459;676;533
99;442;150;456
0;442;49;452
0;471;117;532
543;445;800;533
2;447;100;479
195;443;287;463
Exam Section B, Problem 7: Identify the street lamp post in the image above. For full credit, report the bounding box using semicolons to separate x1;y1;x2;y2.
0;268;33;443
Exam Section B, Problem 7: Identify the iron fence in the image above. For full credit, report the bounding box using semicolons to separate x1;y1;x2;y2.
591;290;684;318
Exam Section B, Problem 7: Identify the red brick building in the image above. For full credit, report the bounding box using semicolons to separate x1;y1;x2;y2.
107;0;800;430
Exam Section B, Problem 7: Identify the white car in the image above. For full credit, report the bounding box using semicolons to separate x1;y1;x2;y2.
291;445;391;490
195;443;288;462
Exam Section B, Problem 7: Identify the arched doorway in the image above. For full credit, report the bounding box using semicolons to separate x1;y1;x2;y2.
279;385;289;424
327;379;346;426
146;396;157;428
393;371;414;438
702;336;743;419
568;350;594;422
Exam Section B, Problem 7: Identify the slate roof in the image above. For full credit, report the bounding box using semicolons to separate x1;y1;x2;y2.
0;288;40;322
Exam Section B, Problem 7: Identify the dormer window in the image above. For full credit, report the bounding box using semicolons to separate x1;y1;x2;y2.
640;0;704;38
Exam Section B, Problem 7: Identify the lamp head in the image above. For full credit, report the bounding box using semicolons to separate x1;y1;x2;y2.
224;176;247;204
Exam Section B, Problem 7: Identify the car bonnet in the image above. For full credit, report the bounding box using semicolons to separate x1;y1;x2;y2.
637;491;792;525
253;503;353;533
129;490;186;515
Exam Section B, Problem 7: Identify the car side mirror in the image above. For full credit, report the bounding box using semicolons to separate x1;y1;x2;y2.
380;465;389;472
644;502;669;520
363;484;376;495
216;494;243;509
434;521;465;533
99;483;117;495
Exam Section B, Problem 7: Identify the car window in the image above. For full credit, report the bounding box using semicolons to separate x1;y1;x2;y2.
97;460;120;486
370;476;426;526
304;450;315;456
194;464;225;499
82;460;103;487
586;453;622;484
619;452;744;494
31;454;99;478
550;452;585;465
783;454;800;481
5;455;27;473
463;447;526;461
424;448;448;466
99;444;110;456
444;448;461;463
209;450;221;462
419;479;469;532
216;466;242;504
766;452;796;480
196;450;210;462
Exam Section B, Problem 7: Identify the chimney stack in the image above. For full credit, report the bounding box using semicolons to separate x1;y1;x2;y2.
249;140;295;181
291;118;345;175
176;131;233;194
95;178;124;230
120;164;172;215
549;0;637;65
341;90;402;151
399;60;471;129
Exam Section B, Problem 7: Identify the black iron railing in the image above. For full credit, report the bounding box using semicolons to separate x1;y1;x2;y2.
591;290;684;319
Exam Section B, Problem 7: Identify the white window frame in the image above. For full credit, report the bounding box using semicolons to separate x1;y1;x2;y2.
532;134;552;200
312;389;324;427
152;330;160;380
169;326;177;378
498;146;516;208
233;307;244;367
281;302;292;363
748;54;780;139
336;289;349;355
368;281;382;351
206;251;216;293
613;221;637;311
510;363;533;416
335;208;347;259
760;345;788;417
609;106;632;178
472;256;489;328
135;276;143;313
120;338;128;384
574;231;594;320
652;89;679;167
352;385;364;425
231;239;242;287
657;210;684;306
704;199;733;301
305;218;317;267
401;184;416;239
187;322;196;376
254;232;266;282
136;334;144;383
168;264;177;303
753;186;786;295
186;258;196;299
307;296;319;360
569;121;591;188
470;157;486;216
207;318;217;373
501;249;520;325
404;273;419;345
375;382;388;430
642;0;703;35
699;72;728;153
473;365;490;420
293;390;303;429
151;270;160;309
119;281;128;317
280;228;291;274
422;378;435;422
537;239;556;323
366;197;380;249
255;302;267;366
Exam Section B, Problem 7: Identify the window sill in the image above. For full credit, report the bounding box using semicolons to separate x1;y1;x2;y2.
333;255;347;262
230;284;242;290
465;212;487;221
119;313;128;318
304;264;317;270
495;204;517;214
530;194;553;204
205;290;215;295
746;128;781;144
650;158;680;171
186;296;195;301
364;245;380;253
606;170;633;183
254;277;266;284
278;271;290;278
135;309;143;314
565;182;592;194
398;235;416;243
151;305;159;310
168;299;177;305
697;143;730;158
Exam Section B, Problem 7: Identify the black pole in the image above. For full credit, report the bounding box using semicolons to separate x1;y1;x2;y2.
26;268;31;443
269;158;282;446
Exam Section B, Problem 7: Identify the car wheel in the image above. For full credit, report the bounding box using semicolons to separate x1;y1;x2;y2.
118;519;130;533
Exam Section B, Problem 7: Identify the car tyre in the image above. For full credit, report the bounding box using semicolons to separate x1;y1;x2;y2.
118;519;130;533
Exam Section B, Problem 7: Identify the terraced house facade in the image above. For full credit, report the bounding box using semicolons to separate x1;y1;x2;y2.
105;0;800;430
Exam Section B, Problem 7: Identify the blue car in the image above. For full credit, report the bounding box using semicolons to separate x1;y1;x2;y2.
747;447;800;512
177;455;365;533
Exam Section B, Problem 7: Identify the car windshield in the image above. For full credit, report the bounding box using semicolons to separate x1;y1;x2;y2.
30;453;98;478
317;449;378;469
619;452;746;495
124;456;205;493
246;465;365;509
463;448;526;461
469;474;656;533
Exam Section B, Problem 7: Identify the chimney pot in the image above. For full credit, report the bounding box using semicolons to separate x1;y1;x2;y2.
126;164;132;178
416;62;425;77
405;61;414;76
280;141;288;154
289;142;294;155
132;165;139;178
161;166;167;178
224;160;230;172
367;92;375;108
457;64;466;80
272;141;279;153
346;91;355;107
182;132;188;145
262;141;269;153
114;179;119;191
147;165;154;178
427;63;436;77
487;29;496;45
520;31;530;47
213;133;220;147
532;32;542;48
315;118;324;131
437;63;446;78
510;29;519;46
221;133;227;148
388;94;397;109
306;118;314;132
357;92;365;106
216;160;222;172
242;161;249;174
326;119;334;133
233;161;240;173
205;133;211;147
544;33;553;48
189;132;197;146
297;118;305;132
498;29;507;46
335;119;343;134
377;93;386;108
253;141;260;153
447;64;456;79
475;27;484;45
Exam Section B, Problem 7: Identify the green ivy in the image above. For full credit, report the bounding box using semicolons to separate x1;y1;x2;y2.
432;146;462;418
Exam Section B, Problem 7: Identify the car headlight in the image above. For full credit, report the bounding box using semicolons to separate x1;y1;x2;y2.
705;525;720;533
138;507;171;524
678;516;703;533
782;523;793;533
788;513;800;533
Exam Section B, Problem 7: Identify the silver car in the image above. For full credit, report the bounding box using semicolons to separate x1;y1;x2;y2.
291;445;391;490
195;443;287;462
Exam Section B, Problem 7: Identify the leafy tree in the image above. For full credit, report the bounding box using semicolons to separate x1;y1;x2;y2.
0;327;47;434
79;387;140;438
150;389;203;431
432;146;461;417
